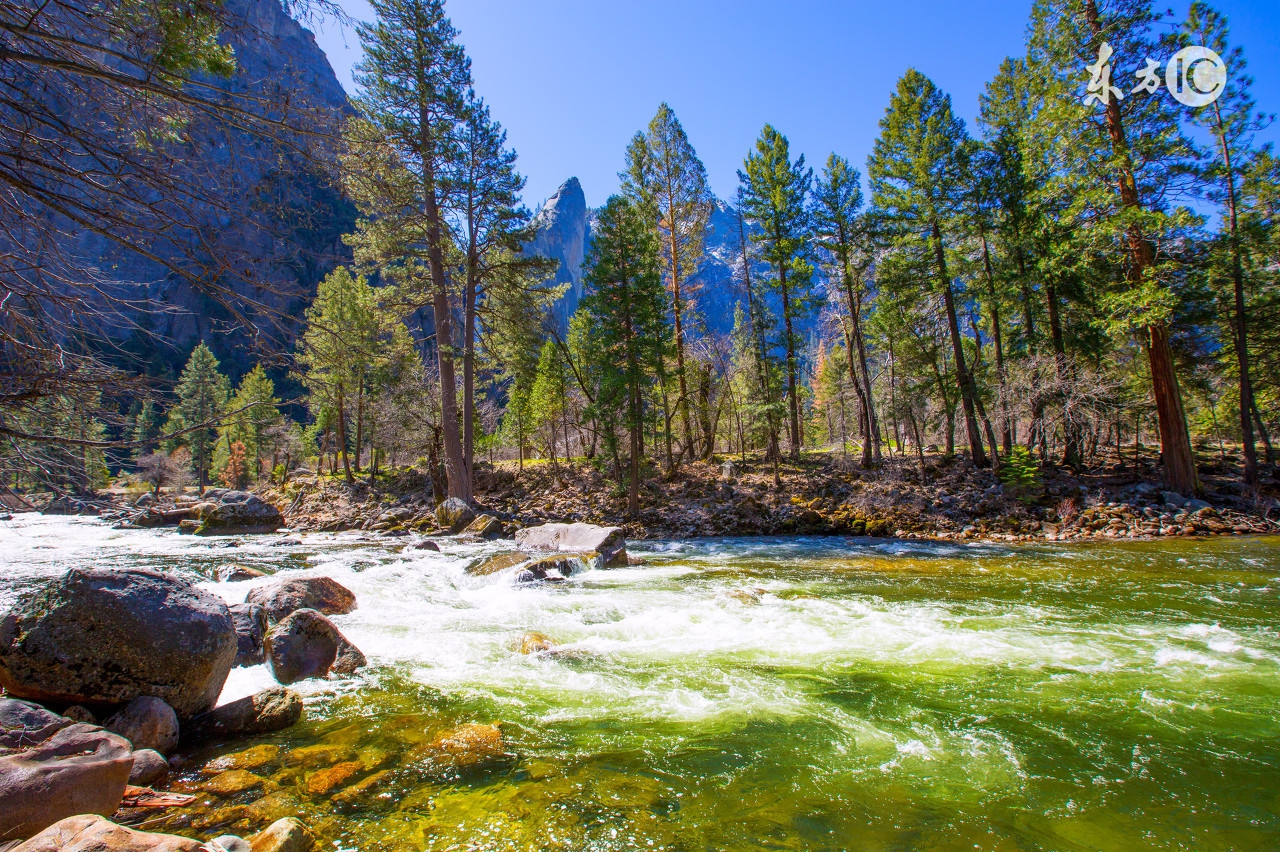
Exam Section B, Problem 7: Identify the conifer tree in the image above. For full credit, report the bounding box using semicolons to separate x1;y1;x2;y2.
1176;2;1269;487
621;104;714;461
812;153;880;466
868;69;989;467
739;125;814;459
529;340;568;467
347;0;474;500
174;343;230;491
224;366;284;480
581;195;669;516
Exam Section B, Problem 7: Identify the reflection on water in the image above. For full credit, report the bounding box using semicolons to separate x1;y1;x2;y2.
2;517;1279;850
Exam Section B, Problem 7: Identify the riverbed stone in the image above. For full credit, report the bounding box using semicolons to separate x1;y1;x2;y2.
103;696;179;754
229;602;268;667
409;723;509;779
0;568;237;718
305;760;361;796
248;817;315;852
461;514;504;540
10;815;204;851
0;698;71;747
264;609;365;685
202;769;265;797
436;498;475;534
412;539;441;551
206;744;280;773
466;551;527;576
518;632;555;654
195;492;284;536
246;577;357;624
217;564;267;582
0;724;134;840
184;687;303;744
514;522;628;567
128;748;170;785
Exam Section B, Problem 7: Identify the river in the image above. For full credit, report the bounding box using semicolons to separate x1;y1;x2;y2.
2;516;1278;851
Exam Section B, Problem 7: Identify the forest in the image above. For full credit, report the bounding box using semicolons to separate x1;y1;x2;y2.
3;0;1278;518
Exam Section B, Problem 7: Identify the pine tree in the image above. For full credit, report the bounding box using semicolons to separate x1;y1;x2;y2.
621;104;714;462
812;153;880;466
868;69;989;468
1027;0;1201;493
581;195;670;516
174;343;230;491
1176;2;1270;487
739;124;814;460
224;366;284;481
529;340;568;468
346;0;474;501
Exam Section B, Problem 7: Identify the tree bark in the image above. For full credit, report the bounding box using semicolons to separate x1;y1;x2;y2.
932;219;988;466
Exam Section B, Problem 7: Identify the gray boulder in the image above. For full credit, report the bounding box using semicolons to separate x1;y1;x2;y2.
127;749;169;786
0;568;237;719
195;491;283;536
103;696;179;755
1163;491;1188;508
264;609;365;685
245;576;357;624
229;602;268;667
461;514;504;540
436;497;475;534
0;724;133;841
217;564;267;582
514;522;628;567
184;687;303;744
9;814;205;851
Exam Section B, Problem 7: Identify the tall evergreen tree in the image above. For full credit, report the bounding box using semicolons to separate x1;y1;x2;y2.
1176;2;1271;487
581;195;669;517
224;366;284;479
739;124;813;459
869;69;989;467
621;104;714;461
347;0;474;500
812;153;880;466
1027;0;1201;493
174;343;229;491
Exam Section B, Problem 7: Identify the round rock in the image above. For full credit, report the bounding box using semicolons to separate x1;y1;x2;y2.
104;696;180;755
0;568;237;718
245;577;356;624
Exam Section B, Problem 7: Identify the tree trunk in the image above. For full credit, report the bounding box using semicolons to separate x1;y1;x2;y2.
980;232;1013;456
1045;280;1081;470
780;264;801;459
335;385;354;484
932;219;988;467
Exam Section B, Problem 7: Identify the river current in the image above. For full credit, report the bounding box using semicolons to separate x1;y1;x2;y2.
2;516;1278;851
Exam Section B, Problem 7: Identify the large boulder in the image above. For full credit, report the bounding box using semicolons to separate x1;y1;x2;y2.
195;491;284;536
229;602;268;667
436;498;475;534
246;577;356;624
184;687;303;744
103;696;179;755
11;815;204;851
264;609;365;685
514;522;628;567
0;568;237;718
0;724;134;840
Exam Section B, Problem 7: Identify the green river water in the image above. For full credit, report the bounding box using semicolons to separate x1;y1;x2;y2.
1;517;1278;851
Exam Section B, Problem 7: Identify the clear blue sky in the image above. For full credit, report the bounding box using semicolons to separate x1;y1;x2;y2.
314;0;1280;209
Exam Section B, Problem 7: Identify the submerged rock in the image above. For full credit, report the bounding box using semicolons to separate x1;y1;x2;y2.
248;817;316;852
0;724;134;840
465;551;527;576
0;568;237;718
411;539;441;551
436;498;475;534
10;814;204;851
408;723;510;779
103;696;180;755
517;632;556;654
514;522;627;567
264;609;365;685
184;687;303;744
246;577;357;624
217;564;267;582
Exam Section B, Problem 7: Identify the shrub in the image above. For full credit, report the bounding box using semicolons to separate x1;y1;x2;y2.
1000;447;1042;502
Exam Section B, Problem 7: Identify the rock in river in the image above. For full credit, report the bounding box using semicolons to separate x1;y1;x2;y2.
229;602;269;667
264;609;365;685
10;814;205;851
194;491;284;536
514;522;628;567
0;723;134;840
184;687;303;744
248;817;316;852
0;568;237;718
128;748;170;786
103;696;180;755
246;576;357;624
